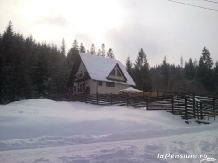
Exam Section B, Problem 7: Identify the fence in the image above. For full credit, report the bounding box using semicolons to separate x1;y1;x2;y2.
131;91;164;97
162;92;218;121
70;92;218;121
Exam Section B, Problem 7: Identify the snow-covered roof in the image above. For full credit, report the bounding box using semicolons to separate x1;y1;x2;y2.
80;53;135;86
119;87;142;93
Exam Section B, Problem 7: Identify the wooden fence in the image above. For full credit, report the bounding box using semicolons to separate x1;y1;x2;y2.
70;92;218;121
131;91;164;97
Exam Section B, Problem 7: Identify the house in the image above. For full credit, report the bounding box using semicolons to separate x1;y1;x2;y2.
67;53;135;94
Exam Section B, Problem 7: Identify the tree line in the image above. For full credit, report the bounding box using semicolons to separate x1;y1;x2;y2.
0;21;217;103
0;22;115;103
126;48;218;95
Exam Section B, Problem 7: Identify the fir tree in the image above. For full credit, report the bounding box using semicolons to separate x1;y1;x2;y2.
106;48;115;58
72;39;78;50
61;38;66;55
125;56;132;76
184;58;195;80
1;21;15;101
202;47;213;69
197;47;214;91
97;49;101;56
79;43;86;53
134;48;146;70
161;56;169;90
141;53;151;91
193;58;198;67
133;48;151;91
214;62;218;95
101;43;105;57
90;44;96;55
180;55;183;68
66;39;79;73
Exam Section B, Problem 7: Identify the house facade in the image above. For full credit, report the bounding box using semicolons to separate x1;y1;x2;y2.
67;53;135;94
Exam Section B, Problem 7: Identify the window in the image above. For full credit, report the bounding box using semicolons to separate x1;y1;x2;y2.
110;69;115;76
73;86;77;93
106;82;115;87
78;83;84;93
83;83;85;91
98;81;102;86
117;70;121;77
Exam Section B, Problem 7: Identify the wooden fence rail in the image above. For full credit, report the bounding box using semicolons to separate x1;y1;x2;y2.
70;92;218;121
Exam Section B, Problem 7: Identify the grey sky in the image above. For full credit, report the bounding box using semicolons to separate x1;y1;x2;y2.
0;0;217;67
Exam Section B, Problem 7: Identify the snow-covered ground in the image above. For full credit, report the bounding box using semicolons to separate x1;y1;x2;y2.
0;99;217;163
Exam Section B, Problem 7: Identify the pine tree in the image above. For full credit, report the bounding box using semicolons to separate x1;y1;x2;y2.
193;58;198;67
133;48;151;91
134;48;146;70
79;43;86;53
0;31;5;102
214;62;218;95
97;49;101;56
1;21;15;101
197;47;214;91
66;39;79;73
125;56;132;76
72;39;78;50
101;43;105;57
90;44;96;55
0;22;71;103
141;53;151;91
184;58;195;80
161;56;169;90
61;38;66;55
202;47;213;69
106;48;115;58
180;55;183;68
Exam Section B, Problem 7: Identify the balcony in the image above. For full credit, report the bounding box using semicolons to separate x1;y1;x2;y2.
74;71;89;82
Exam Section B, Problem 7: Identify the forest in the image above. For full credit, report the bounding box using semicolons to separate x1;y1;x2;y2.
0;22;218;104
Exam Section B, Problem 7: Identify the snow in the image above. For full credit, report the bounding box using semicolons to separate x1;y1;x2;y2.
80;53;135;86
119;87;143;93
0;99;218;163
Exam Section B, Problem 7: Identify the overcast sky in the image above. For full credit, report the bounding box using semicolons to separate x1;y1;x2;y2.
0;0;217;67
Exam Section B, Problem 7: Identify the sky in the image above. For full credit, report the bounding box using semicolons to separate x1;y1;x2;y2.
0;0;218;67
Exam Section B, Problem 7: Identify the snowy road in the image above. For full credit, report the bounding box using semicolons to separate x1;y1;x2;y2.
0;128;217;163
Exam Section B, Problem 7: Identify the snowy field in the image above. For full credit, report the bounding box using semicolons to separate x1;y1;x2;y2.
0;99;218;163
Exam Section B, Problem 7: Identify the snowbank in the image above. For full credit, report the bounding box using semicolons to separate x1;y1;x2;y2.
0;99;217;163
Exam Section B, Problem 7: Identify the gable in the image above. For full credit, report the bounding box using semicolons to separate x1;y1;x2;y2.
67;55;91;87
78;61;87;72
107;64;127;82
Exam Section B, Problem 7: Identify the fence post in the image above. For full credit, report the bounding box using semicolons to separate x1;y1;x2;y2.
110;93;112;105
171;95;174;114
200;101;203;119
96;92;98;105
196;102;199;119
127;95;129;106
185;96;188;120
213;94;215;120
146;97;148;110
193;93;195;118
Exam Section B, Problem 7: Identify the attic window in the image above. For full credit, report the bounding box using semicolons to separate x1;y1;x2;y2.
110;69;115;76
117;70;121;77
